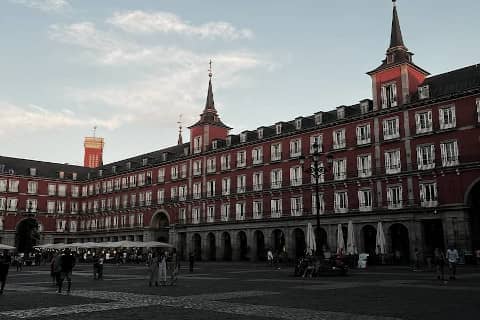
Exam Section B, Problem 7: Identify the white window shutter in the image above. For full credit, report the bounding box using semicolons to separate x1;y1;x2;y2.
415;114;421;131
431;145;436;163
356;127;360;142
417;147;422;168
451;107;456;127
357;156;362;174
440;143;446;165
385;152;390;170
382;120;387;137
366;124;371;139
439;108;444;127
392;83;398;106
427;111;432;128
454;141;459;161
358;190;363;207
381;86;387;108
333;131;338;146
420;184;425;202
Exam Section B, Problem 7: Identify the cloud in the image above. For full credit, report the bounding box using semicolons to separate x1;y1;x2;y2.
107;10;253;40
9;0;69;12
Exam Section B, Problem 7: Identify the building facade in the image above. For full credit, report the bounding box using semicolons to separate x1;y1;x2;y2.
1;2;480;262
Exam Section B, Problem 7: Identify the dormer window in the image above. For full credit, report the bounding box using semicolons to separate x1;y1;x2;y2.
211;140;218;150
381;82;398;108
112;166;116;174
126;162;132;170
240;132;247;143
295;118;302;130
161;153;168;161
98;169;103;177
360;100;370;114
418;85;430;100
142;158;148;166
184;147;189;156
257;128;264;139
72;172;77;181
275;123;282;135
314;113;323;125
226;136;232;146
29;168;37;176
59;171;65;179
337;107;345;120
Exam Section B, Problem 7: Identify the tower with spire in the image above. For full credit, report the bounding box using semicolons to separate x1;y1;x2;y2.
83;126;104;168
188;60;231;153
367;0;429;110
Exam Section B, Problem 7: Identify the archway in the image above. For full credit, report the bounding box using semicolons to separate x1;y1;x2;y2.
389;223;410;264
15;218;40;254
192;233;202;261
361;225;377;256
253;230;265;261
272;229;285;254
207;233;216;261
221;232;232;261
150;211;170;243
237;231;248;260
293;228;306;258
314;227;328;251
467;180;480;250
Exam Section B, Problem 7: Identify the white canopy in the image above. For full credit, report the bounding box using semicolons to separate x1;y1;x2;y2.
305;223;316;255
346;221;358;255
0;244;16;250
376;221;387;254
337;224;345;254
34;240;173;250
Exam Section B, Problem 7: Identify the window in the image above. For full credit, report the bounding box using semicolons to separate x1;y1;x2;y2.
439;106;456;130
381;82;397;108
107;180;113;192
0;198;5;211
0;180;6;192
29;168;37;176
193;160;202;176
222;178;231;195
179;208;186;224
226;136;232;146
257;128;264;139
126;162;131;170
121;177;128;189
157;189;165;204
207;158;216;173
418;85;430;100
192;207;201;224
310;135;323;153
129;175;137;188
334;191;348;213
58;184;66;197
360;100;370;114
207;180;215;197
358;189;372;212
114;179;121;191
137;214;144;226
275;123;282;134
253;200;263;219
179;185;187;201
271;199;282;218
253;172;263;191
333;129;346;149
357;154;372;178
27;181;38;194
26;199;37;213
48;184;56;196
240;132;247;143
107;198;113;209
420;182;438;207
290;139;302;157
271;143;282;161
158;168;165;183
71;202;78;214
383;117;400;140
417;144;436;170
193;182;202;199
356;124;371;145
220;154;231;170
314;112;323;125
387;185;403;209
290;166;302;186
310;162;324;183
236;202;246;220
142;158;148;166
130;194;137;207
212;140;218;150
7;198;17;211
237;151;246;168
115;197;120;209
193;136;202;154
415;110;433;134
47;201;55;214
333;158;347;181
252;147;263;164
7;180;19;193
207;205;215;223
171;166;178;180
290;197;303;216
385;150;401;174
146;191;152;206
146;171;153;185
311;193;325;215
122;195;128;208
101;199;106;211
440;140;459;167
337;107;345;119
221;203;230;222
170;187;177;201
237;175;246;193
295;118;302;130
270;169;282;189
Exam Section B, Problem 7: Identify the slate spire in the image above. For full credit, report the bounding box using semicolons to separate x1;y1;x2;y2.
389;0;406;50
204;60;216;112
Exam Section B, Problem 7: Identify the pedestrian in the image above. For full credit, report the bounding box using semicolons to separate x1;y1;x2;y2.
433;248;446;282
412;248;420;271
97;256;104;280
169;249;179;285
0;250;11;295
15;255;23;272
158;252;167;286
148;254;159;287
189;252;195;273
57;248;76;294
446;244;459;280
267;249;273;266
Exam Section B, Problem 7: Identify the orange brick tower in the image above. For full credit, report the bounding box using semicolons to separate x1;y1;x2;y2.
83;127;104;168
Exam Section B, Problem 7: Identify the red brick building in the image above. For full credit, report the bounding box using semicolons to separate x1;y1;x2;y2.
1;2;480;262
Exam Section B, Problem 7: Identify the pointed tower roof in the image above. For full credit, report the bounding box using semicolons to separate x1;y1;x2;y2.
204;78;216;111
389;0;405;50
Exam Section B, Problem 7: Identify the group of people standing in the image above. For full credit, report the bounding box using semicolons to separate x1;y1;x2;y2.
50;249;76;293
148;249;179;287
433;245;459;282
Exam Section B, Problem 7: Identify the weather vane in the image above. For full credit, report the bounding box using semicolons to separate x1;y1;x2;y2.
93;125;97;138
208;59;213;78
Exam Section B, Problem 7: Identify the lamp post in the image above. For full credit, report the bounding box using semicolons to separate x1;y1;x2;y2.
300;142;333;258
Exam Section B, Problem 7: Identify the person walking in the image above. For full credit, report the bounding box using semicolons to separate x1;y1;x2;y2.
158;252;167;286
148;254;159;287
58;249;76;294
433;248;446;282
446;245;459;280
267;249;274;266
0;250;11;295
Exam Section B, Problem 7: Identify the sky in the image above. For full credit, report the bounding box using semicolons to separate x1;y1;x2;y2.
1;0;479;165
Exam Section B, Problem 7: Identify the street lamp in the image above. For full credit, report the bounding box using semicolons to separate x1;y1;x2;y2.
300;142;333;258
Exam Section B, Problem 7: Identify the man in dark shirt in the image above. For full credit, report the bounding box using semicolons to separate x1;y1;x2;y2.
58;248;76;294
0;250;11;295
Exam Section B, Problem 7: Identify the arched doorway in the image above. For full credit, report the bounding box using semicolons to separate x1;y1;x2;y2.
293;228;306;258
254;230;265;261
192;233;202;261
237;231;248;260
150;211;170;243
207;233;216;261
314;227;328;251
361;225;377;256
221;232;232;261
389;223;410;264
272;229;285;254
15;218;40;254
467;180;480;250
